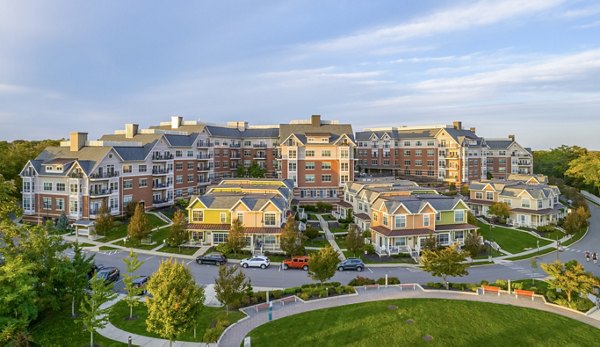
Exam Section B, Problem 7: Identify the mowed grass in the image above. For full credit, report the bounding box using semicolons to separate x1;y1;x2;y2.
477;221;551;254
30;305;125;347
100;214;168;242
109;300;245;342
247;299;600;347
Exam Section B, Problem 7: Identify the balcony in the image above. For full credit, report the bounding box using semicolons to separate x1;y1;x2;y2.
197;141;214;148
152;153;174;161
152;168;172;175
254;155;267;159
152;183;172;190
153;198;173;207
89;171;120;180
90;188;114;197
230;143;241;148
197;153;212;159
253;144;267;148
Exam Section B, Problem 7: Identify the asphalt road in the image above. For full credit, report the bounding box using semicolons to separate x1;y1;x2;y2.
78;202;600;291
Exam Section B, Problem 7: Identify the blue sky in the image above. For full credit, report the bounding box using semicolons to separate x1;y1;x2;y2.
1;0;599;149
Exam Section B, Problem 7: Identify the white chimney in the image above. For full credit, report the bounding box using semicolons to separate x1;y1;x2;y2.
125;124;139;139
70;132;88;151
171;116;183;129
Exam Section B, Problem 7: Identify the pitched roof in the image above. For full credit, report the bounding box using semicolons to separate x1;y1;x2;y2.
486;139;513;150
113;143;155;161
99;133;163;144
164;133;198;147
279;122;354;143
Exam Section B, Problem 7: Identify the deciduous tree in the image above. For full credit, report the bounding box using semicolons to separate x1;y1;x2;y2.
304;225;319;240
248;161;266;178
123;250;145;319
65;243;95;317
463;231;484;258
489;202;510;223
308;246;340;284
280;214;306;256
214;265;250;313
78;275;117;347
563;206;591;235
146;259;204;346
227;218;246;255
94;200;113;236
345;224;364;257
541;260;599;303
420;245;469;290
127;204;150;244
167;209;188;247
422;232;438;251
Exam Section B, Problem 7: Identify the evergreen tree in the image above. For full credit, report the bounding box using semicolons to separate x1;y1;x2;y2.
94;200;113;236
146;259;205;346
280;214;306;256
308;246;340;284
214;265;250;313
167;209;188;247
56;212;69;231
123;250;145;319
127;204;150;244
227;218;246;255
78;275;117;347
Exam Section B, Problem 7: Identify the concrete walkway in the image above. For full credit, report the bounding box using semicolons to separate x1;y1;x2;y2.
316;214;345;260
218;285;600;346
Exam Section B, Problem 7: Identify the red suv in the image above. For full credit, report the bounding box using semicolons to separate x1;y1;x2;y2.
282;256;310;271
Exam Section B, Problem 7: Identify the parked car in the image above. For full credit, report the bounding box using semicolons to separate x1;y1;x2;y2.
282;255;310;271
337;258;365;272
94;267;120;283
132;276;150;295
196;252;227;266
240;256;270;269
87;264;104;279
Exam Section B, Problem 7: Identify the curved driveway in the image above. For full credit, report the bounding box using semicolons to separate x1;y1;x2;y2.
89;203;600;290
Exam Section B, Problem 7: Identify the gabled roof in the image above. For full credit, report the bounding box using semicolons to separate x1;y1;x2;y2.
99;133;163;145
164;133;198;147
113;142;155;161
486;139;513;150
279;121;354;143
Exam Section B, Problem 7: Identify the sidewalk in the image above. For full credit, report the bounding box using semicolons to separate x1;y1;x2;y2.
218;285;600;347
316;214;345;260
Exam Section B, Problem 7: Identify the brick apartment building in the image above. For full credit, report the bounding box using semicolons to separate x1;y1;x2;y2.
278;115;355;202
356;121;532;185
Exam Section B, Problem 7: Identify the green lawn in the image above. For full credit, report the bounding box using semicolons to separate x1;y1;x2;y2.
115;226;172;250
477;221;551;254
109;300;244;342
334;237;347;250
73;242;96;248
160;245;199;255
30;305;126;347
306;237;329;248
247;298;600;346
320;214;335;221
99;214;168;242
330;227;348;234
99;245;119;251
506;248;557;261
307;213;318;220
562;228;587;246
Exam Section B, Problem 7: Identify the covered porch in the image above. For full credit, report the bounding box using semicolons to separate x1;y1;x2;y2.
334;201;353;220
185;223;284;253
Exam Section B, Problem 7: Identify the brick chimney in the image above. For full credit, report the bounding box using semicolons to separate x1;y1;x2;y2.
171;116;183;129
70;132;87;152
508;134;515;141
452;121;462;130
125;124;139;139
311;115;321;127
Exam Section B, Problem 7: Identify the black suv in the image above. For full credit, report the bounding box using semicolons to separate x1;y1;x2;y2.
337;258;365;272
132;276;150;295
94;267;120;283
196;252;227;265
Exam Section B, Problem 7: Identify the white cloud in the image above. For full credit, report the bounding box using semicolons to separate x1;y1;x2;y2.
302;0;564;52
563;5;600;18
0;83;29;94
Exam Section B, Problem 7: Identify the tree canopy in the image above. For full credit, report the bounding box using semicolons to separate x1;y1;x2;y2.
308;246;340;284
280;214;306;256
541;260;599;304
420;245;469;289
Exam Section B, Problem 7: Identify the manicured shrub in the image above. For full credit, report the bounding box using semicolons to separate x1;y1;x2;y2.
546;290;558;302
349;276;376;286
494;279;508;290
376;277;400;285
512;282;523;290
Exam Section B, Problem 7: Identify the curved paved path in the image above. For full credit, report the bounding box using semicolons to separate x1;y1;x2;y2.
218;285;600;346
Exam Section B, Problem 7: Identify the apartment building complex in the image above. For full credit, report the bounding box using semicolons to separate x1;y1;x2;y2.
485;135;533;179
279;115;355;202
356;121;533;185
185;178;294;253
467;174;565;228
337;178;477;257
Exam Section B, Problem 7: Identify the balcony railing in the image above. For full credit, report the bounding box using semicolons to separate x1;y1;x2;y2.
152;168;172;175
152;153;174;161
230;143;241;148
152;183;172;189
153;198;173;205
253;144;267;148
197;153;212;159
89;171;120;179
90;188;114;196
197;141;214;148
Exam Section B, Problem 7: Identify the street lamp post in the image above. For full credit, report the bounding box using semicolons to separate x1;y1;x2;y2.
537;239;540;254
